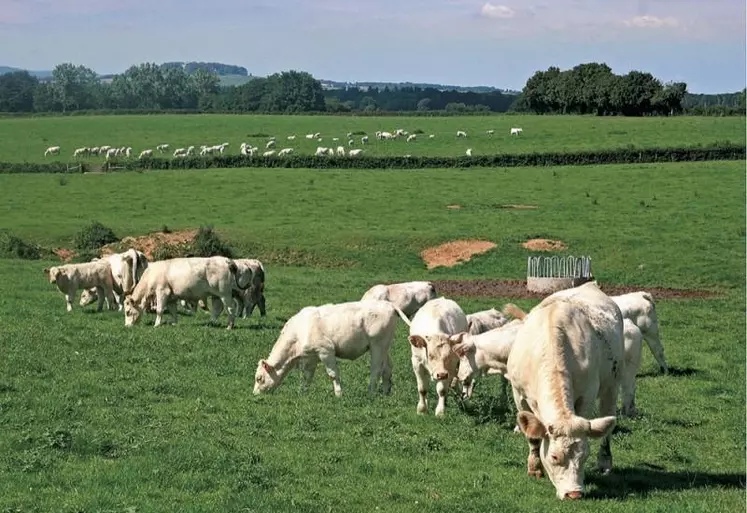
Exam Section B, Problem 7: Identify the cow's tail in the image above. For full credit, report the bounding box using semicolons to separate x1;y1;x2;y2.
503;303;528;320
228;260;252;290
392;305;411;327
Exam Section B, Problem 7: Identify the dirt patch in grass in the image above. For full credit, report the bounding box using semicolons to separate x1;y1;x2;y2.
522;238;567;251
421;239;497;269
53;248;76;262
446;204;462;210
431;279;722;300
500;204;538;210
102;230;197;260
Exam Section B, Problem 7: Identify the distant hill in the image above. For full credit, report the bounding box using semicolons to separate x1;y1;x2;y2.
160;62;248;76
0;66;52;79
319;79;520;94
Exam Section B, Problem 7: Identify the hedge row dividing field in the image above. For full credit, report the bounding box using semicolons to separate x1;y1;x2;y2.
0;161;744;512
0;114;744;163
2;144;745;173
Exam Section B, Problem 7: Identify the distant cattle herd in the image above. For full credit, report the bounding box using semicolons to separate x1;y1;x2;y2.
43;249;667;501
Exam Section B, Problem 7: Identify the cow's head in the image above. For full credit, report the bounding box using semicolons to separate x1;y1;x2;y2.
44;267;62;284
517;411;616;500
253;359;281;395
123;296;143;327
408;332;466;382
452;335;478;395
80;288;98;306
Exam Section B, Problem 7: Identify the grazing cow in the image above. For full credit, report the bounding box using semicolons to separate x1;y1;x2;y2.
206;258;267;319
361;136;369;144
336;146;345;156
138;149;153;159
456;130;467;138
79;249;149;310
278;148;294;156
348;149;363;157
510;127;523;135
123;256;250;329
265;140;276;149
406;297;470;416
44;146;60;157
263;150;276;157
454;318;525;399
361;281;437;319
611;291;667;373
315;147;329;156
253;300;411;397
156;144;170;153
507;281;622;500
44;260;117;312
465;148;472;156
406;134;416;142
486;129;495;135
466;307;512;335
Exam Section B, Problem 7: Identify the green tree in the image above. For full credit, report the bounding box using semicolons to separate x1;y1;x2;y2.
0;70;38;112
416;98;431;111
51;63;99;112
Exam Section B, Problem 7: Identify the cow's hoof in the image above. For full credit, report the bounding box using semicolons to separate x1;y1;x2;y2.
528;470;543;479
416;405;427;415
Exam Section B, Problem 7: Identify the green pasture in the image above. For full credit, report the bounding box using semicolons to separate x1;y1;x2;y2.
0;114;744;163
0;160;744;511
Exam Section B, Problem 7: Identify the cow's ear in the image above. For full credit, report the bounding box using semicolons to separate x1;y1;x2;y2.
587;416;616;439
261;360;274;373
448;332;466;345
466;320;474;333
518;411;546;439
408;335;426;348
43;268;50;275
452;341;475;357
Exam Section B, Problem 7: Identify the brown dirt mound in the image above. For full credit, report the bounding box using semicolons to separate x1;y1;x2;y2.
522;238;567;251
500;204;538;210
421;239;497;269
431;279;722;300
101;230;197;260
53;248;76;262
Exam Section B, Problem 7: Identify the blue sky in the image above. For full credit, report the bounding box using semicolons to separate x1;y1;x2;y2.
1;0;745;93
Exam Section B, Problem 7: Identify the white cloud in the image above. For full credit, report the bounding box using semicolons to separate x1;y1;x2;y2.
624;15;679;29
480;3;515;19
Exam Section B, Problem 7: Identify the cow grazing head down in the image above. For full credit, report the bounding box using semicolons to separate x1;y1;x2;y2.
123;297;143;327
452;336;478;389
408;332;466;381
80;288;97;306
517;411;616;500
253;359;281;395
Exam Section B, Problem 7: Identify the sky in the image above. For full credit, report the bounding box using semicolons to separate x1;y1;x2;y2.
0;0;745;93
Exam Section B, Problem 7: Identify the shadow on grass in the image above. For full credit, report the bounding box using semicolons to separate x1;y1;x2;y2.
456;378;516;428
638;366;700;378
587;466;746;499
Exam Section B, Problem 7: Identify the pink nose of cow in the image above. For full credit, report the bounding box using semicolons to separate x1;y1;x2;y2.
564;491;583;500
435;372;448;380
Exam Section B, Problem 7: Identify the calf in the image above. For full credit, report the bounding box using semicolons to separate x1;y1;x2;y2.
406;297;470;416
253;300;411;397
44;260;117;312
123;256;250;329
611;291;667;373
466;307;511;334
79;249;149;310
361;281;437;319
508;281;622;500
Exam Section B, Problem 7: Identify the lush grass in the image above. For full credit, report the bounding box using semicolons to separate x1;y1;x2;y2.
0;114;744;163
0;161;744;512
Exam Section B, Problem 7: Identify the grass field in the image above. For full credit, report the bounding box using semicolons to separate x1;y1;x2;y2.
0;114;744;163
0;160;744;512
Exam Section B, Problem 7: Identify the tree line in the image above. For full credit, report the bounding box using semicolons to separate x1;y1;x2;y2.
0;61;743;115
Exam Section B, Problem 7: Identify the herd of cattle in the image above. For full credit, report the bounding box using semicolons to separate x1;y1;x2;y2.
43;249;668;500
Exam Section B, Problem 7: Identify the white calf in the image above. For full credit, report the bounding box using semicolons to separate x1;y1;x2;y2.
45;261;117;312
510;127;523;135
611;291;667;373
456;131;467;138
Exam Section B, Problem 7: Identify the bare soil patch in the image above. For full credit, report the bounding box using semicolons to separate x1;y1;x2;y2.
53;248;76;262
522;238;567;251
421;239;497;269
102;230;197;260
500;204;538;210
431;279;722;300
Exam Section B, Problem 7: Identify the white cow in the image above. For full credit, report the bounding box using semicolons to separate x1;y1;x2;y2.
156;144;170;153
287;135;296;140
405;297;470;416
456;130;467;138
263;150;276;157
508;281;622;500
79;249;149;310
191;258;267;319
361;136;369;144
305;134;315;139
454;318;525;399
73;147;89;158
138;149;153;159
406;134;416;142
278;148;294;156
348;149;363;157
486;129;495;135
44;146;60;157
510;127;523;135
315;147;328;156
265;140;276;149
123;256;251;329
611;291;667;373
466;307;511;335
361;281;437;319
336;146;345;156
465;148;472;156
253;300;411;397
44;260;117;312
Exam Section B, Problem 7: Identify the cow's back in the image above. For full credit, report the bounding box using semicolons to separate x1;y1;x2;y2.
410;297;468;336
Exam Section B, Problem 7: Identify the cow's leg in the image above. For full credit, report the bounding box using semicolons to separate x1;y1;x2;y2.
513;390;544;477
104;285;117;312
221;295;236;330
644;330;668;373
381;353;393;395
64;286;75;312
258;293;266;317
367;346;386;396
435;379;449;417
95;286;106;312
412;358;430;414
153;291;167;327
167;300;179;325
596;387;618;474
299;356;318;392
319;352;342;397
621;346;642;418
210;297;223;324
